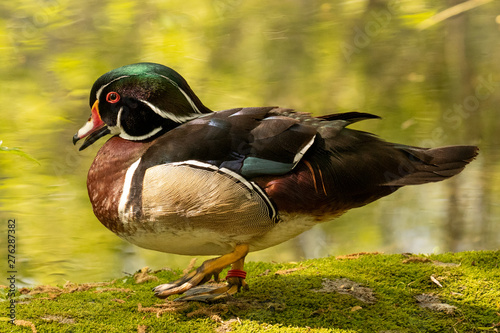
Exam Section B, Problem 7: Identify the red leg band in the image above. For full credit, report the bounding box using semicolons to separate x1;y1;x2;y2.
226;269;247;279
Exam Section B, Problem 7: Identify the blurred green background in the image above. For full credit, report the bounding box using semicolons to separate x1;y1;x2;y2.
0;0;498;287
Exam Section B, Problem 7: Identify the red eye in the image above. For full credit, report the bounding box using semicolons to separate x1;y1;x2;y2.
106;92;120;103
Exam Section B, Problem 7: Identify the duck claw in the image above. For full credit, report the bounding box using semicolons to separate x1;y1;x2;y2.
175;279;247;302
153;268;212;298
152;244;249;300
175;283;233;302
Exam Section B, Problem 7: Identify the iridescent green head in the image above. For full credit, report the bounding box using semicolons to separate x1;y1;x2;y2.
73;63;211;150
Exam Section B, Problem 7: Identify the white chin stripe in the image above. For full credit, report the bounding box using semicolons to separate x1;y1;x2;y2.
119;126;163;141
107;125;121;136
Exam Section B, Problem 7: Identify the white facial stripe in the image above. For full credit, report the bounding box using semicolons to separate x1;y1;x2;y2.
157;74;201;114
119;158;142;222
96;75;130;100
139;99;201;123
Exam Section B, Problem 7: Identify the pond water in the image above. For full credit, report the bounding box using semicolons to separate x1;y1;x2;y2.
0;0;499;287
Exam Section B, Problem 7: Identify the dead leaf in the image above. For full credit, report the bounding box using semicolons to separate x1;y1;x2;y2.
432;261;460;267
275;266;307;275
26;285;63;295
14;320;37;333
64;281;116;293
134;267;159;284
137;324;147;333
137;302;191;318
351;305;363;312
41;315;75;324
430;275;443;288
216;318;241;333
152;267;174;274
19;281;120;300
94;288;133;293
336;252;381;260
402;257;431;264
258;269;271;276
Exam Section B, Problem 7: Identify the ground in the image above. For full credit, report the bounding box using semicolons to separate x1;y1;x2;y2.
1;251;499;333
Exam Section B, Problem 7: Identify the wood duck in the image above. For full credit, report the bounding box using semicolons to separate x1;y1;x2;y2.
73;62;478;301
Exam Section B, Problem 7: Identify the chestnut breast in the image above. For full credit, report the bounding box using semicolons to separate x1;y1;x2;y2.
87;136;155;233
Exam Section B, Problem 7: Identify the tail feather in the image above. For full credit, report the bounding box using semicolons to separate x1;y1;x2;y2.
385;145;479;186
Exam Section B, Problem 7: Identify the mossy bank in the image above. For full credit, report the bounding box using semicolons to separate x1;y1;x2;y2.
1;251;499;332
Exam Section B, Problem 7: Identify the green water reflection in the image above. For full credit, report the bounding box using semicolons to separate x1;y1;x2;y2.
0;0;499;286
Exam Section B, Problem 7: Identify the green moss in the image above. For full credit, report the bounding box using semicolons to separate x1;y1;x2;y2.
1;251;498;332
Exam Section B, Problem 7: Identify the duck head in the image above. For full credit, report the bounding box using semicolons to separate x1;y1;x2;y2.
73;62;211;150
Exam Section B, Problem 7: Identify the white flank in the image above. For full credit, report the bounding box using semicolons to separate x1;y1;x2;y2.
118;158;142;222
167;160;276;218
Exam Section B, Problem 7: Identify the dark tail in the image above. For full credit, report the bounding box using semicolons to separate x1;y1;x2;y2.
384;145;479;186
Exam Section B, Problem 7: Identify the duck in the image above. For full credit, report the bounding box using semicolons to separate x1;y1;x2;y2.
73;62;478;301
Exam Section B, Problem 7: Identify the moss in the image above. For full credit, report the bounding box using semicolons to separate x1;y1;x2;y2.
1;251;499;332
